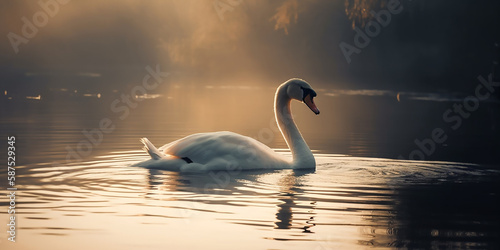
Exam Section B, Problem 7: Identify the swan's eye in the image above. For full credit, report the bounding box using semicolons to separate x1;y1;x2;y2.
301;87;317;101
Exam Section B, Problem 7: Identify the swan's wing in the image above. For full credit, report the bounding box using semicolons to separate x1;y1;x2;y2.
161;131;285;165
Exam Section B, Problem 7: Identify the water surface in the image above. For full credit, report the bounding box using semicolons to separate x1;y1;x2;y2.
0;91;499;249
1;151;499;249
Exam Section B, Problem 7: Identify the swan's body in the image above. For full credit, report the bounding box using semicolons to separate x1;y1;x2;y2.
133;78;320;172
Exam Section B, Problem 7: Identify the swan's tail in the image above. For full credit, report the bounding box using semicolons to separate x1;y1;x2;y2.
141;138;163;160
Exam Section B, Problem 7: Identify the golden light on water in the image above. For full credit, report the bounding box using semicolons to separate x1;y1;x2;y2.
25;94;41;100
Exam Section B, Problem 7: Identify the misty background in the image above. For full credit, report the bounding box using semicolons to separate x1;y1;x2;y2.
1;0;499;165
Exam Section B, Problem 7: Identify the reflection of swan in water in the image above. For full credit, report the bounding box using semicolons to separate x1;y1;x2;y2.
274;169;316;232
133;79;320;172
144;168;316;232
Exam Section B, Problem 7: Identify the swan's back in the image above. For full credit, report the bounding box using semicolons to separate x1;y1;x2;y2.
135;78;319;172
159;131;289;169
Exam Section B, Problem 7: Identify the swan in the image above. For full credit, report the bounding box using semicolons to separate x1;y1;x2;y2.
133;78;320;172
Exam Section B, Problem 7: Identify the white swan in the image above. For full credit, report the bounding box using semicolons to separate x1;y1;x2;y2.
133;78;320;172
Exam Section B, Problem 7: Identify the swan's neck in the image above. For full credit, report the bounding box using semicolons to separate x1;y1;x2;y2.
275;84;315;169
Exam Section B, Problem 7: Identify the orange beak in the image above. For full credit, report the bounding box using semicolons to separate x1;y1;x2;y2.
304;94;320;115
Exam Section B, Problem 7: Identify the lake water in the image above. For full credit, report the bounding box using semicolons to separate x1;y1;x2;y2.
1;88;499;249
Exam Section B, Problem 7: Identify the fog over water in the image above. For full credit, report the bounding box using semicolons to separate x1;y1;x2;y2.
1;0;499;91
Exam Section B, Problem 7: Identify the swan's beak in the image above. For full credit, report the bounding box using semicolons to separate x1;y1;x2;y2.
304;94;320;115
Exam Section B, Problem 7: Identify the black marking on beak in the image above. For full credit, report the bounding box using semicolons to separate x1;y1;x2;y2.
301;87;320;115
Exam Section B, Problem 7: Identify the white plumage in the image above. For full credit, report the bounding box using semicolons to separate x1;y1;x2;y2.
133;78;320;172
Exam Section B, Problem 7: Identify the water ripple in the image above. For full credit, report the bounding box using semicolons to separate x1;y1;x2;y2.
0;151;498;249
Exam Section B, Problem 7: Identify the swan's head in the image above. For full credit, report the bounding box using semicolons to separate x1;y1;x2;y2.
285;78;320;115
